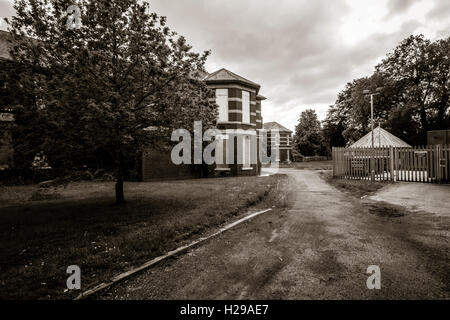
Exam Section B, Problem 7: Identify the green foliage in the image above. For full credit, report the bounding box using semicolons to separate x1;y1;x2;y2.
6;0;217;202
323;34;450;148
293;109;326;157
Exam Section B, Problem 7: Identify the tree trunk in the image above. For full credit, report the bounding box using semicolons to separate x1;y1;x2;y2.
419;106;428;132
115;153;125;205
437;93;449;129
115;173;125;204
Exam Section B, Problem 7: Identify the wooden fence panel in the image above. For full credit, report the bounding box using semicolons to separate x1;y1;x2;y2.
389;147;394;181
366;147;370;180
436;145;441;183
332;145;449;184
408;148;412;182
442;145;449;182
410;148;413;181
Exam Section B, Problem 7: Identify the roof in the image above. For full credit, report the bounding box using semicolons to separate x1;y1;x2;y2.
204;68;260;89
256;94;267;101
350;126;411;148
0;31;37;61
263;122;293;133
0;30;13;60
189;69;209;80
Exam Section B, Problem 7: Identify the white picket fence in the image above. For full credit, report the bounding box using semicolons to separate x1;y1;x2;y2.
332;145;450;183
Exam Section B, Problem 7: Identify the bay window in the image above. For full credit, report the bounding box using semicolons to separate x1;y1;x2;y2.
242;90;250;123
216;89;228;122
243;135;252;168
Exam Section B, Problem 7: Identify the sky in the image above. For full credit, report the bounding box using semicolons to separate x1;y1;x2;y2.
1;0;449;131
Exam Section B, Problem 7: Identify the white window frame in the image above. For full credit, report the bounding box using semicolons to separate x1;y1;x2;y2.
242;90;250;124
215;134;230;170
216;89;228;122
242;135;252;169
273;131;280;146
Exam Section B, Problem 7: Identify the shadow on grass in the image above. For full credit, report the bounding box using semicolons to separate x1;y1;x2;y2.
0;175;286;299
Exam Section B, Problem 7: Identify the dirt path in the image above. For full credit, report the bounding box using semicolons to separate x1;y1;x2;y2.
101;169;449;299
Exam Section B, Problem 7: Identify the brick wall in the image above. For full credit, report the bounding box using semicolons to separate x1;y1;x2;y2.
428;130;450;145
0;126;13;169
142;147;201;181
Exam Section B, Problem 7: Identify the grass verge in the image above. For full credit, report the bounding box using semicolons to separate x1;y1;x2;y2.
319;170;390;199
319;171;409;218
0;174;287;299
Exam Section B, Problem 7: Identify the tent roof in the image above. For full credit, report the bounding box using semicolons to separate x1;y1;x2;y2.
350;126;411;148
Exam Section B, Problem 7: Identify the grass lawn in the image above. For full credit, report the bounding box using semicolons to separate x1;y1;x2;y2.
0;174;287;299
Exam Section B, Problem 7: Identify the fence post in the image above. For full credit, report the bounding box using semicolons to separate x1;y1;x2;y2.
437;144;442;183
389;146;395;182
332;148;335;177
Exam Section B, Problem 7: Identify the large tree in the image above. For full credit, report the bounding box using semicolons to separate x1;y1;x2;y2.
293;109;326;157
376;35;450;134
322;78;366;148
7;0;217;203
323;34;449;148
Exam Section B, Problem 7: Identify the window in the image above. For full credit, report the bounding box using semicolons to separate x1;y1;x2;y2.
215;135;229;169
243;136;252;168
273;131;280;146
242;91;250;123
216;89;228;122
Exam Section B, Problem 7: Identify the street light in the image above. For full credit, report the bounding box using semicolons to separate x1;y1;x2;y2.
363;87;382;182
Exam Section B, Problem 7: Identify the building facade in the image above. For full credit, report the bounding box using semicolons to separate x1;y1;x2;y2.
263;122;293;163
142;68;267;180
427;130;450;145
205;68;265;177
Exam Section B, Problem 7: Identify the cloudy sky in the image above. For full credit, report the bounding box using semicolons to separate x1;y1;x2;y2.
1;0;449;131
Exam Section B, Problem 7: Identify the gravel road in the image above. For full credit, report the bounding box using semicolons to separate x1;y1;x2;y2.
101;169;449;299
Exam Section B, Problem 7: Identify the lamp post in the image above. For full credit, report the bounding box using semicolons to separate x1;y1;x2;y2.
363;87;382;182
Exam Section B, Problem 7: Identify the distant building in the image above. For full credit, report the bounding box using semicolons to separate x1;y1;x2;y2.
427;130;450;145
0;31;15;169
263;122;293;162
0;30;13;60
350;126;411;148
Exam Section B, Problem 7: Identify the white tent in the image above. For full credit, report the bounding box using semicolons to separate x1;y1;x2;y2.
350;126;411;148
